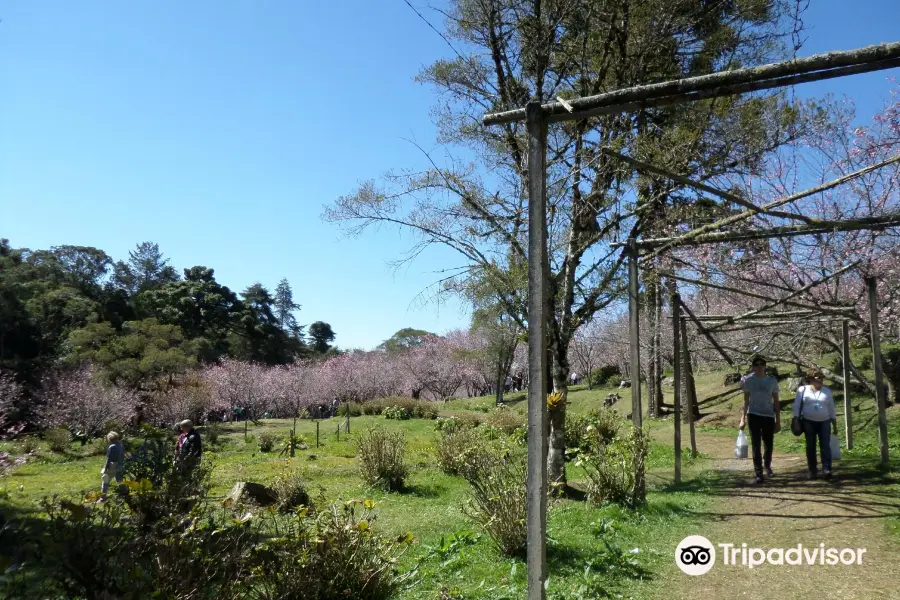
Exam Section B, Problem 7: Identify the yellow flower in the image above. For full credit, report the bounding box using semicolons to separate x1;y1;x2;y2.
547;391;565;410
356;520;370;531
363;499;376;510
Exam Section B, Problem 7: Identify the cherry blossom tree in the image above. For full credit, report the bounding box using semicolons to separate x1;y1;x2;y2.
145;372;213;427
0;370;25;438
39;365;135;442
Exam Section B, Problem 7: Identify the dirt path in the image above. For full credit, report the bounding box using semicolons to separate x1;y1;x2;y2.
654;433;900;600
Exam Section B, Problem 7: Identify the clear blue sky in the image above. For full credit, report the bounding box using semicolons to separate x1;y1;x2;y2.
1;1;898;350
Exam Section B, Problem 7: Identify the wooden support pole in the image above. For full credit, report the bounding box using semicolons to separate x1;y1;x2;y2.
842;320;854;450
705;262;860;333
600;148;813;223
672;292;682;484
316;421;320;448
681;317;699;456
628;239;643;428
679;301;736;368
866;277;890;466
658;271;857;319
637;155;900;260
484;42;900;125
525;101;549;600
621;213;900;249
346;402;351;434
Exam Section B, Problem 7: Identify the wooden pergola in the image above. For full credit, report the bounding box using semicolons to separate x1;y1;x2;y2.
482;41;900;600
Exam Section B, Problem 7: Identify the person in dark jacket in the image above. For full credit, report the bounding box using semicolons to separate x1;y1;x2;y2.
175;419;202;468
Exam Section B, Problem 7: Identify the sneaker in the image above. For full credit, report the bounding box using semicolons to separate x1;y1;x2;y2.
766;468;775;478
808;471;818;480
755;474;765;484
823;470;833;480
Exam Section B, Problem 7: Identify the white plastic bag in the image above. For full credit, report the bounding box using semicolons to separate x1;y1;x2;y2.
830;435;841;462
735;430;748;459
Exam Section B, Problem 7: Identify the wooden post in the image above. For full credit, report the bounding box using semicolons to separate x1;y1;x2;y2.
672;292;682;484
628;239;643;428
681;316;699;456
316;421;320;448
866;277;890;466
525;101;548;600
841;320;854;450
346;402;351;434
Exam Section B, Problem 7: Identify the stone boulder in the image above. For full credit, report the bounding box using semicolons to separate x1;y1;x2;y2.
603;393;621;408
786;377;804;392
662;376;675;387
225;482;277;507
618;380;632;389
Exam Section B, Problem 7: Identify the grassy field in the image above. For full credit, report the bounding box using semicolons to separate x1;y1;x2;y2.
3;366;900;599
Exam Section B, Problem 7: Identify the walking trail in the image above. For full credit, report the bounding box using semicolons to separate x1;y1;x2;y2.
652;433;900;600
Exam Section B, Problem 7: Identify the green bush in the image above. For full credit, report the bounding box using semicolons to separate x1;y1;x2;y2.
357;427;408;491
383;405;411;420
463;455;527;558
237;500;415;599
204;421;221;445
349;397;439;419
258;431;278;453
123;425;174;488
18;436;39;454
435;412;484;431
606;375;623;388
576;425;649;509
565;409;621;461
590;364;621;387
271;469;312;513
485;406;525;435
44;428;72;453
336;402;365;417
435;427;498;479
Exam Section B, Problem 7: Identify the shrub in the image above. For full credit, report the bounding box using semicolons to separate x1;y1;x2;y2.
124;458;214;525
123;425;176;487
576;425;649;509
336;402;364;417
464;455;527;558
204;421;221;445
271;469;312;513
18;436;38;454
4;493;257;600
485;406;525;435
258;431;278;453
590;364;621;387
362;397;439;419
44;428;72;453
82;437;108;457
236;500;415;599
357;427;408;491
436;412;483;431
565;409;621;461
606;375;623;388
383;405;411;420
435;427;495;478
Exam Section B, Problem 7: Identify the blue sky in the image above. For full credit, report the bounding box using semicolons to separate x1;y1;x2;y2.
1;1;898;350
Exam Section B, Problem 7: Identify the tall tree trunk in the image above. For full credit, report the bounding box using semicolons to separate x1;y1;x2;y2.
548;360;568;489
646;271;663;418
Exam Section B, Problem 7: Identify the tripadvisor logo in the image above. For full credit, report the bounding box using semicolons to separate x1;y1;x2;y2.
676;536;716;576
676;536;867;574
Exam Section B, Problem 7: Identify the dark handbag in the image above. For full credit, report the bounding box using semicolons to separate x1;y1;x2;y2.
790;386;805;436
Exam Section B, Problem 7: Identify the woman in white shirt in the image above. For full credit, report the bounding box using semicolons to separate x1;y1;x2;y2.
793;369;838;480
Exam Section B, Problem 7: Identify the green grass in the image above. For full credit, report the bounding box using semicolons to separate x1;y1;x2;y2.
4;365;900;599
